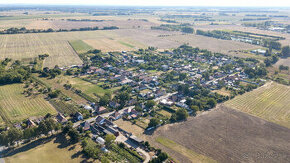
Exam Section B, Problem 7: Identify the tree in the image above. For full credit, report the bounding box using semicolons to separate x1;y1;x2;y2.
7;127;23;145
175;108;188;121
148;118;159;128
181;27;194;33
68;128;81;143
282;46;290;58
105;134;116;147
190;105;199;115
99;95;110;106
207;98;217;108
179;73;187;81
145;100;156;109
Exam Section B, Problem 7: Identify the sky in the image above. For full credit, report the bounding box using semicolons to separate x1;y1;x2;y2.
0;0;290;7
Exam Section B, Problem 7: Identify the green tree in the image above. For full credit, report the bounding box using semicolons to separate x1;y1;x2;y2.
105;134;116;147
145;100;156;109
282;46;290;58
175;108;188;121
148;118;159;128
207;98;217;108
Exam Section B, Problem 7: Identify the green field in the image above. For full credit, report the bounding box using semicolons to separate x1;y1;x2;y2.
71;77;112;97
225;82;290;128
0;84;57;124
69;40;94;54
156;136;217;163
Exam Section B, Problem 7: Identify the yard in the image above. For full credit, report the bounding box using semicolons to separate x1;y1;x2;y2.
4;134;91;163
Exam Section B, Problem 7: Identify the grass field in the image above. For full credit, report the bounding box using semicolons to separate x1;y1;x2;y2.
0;84;57;124
225;82;290;128
4;135;90;163
69;40;94;54
156;136;217;163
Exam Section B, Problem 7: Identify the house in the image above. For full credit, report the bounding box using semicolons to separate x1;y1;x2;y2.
96;106;108;114
110;111;122;121
106;126;119;136
129;135;144;146
81;121;91;131
75;112;83;121
160;99;174;106
84;105;93;111
27;119;36;128
56;113;68;123
109;101;120;109
95;116;105;126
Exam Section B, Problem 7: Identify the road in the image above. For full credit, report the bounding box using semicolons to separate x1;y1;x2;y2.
153;92;177;102
73;106;134;127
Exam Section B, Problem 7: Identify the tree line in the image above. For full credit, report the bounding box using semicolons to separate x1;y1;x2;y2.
0;26;119;35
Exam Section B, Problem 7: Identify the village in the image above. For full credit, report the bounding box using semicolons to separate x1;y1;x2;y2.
5;44;268;162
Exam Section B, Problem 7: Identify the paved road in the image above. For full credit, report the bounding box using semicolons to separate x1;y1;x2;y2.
73;106;134;127
153;92;177;102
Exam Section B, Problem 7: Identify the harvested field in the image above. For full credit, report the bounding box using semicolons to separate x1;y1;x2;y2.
114;29;181;50
166;34;260;56
225;82;290;128
274;58;290;67
149;105;290;163
0;84;57;124
83;37;146;52
50;19;156;30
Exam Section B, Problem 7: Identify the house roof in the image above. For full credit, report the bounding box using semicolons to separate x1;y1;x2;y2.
56;113;67;123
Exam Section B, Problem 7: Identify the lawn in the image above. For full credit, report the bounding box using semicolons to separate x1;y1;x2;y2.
69;40;94;54
156;136;217;163
0;84;57;124
225;82;290;128
4;135;91;163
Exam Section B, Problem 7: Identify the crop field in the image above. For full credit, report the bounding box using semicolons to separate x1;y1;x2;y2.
0;33;83;68
149;105;290;163
69;40;94;54
0;84;57;124
225;82;290;128
0;30;151;67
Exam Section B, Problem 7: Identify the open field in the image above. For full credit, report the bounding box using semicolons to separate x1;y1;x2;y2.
156;136;217;163
274;58;290;67
225;82;290;128
34;75;88;104
4;134;90;163
0;84;57;124
148;105;290;163
165;34;261;57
